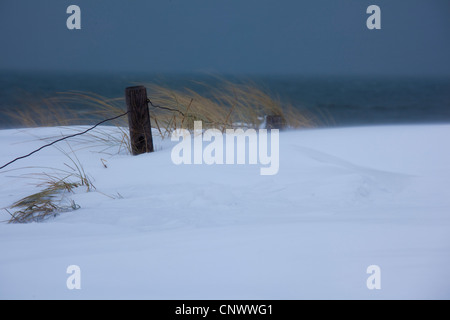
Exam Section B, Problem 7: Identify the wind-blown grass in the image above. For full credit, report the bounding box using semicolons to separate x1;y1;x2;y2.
4;143;94;224
145;80;317;135
6;180;81;224
4;78;318;146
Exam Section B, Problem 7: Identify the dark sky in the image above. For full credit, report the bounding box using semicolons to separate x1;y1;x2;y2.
0;0;449;75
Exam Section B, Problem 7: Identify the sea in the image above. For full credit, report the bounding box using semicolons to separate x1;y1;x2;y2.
1;71;449;129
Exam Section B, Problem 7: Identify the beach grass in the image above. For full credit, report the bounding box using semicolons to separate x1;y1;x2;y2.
4;143;94;223
4;79;317;138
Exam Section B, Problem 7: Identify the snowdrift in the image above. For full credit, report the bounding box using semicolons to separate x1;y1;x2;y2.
0;124;449;299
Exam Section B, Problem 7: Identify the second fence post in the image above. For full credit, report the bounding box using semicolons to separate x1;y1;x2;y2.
125;86;154;155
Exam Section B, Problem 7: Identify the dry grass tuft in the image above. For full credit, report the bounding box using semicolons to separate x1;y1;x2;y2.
3;79;318;149
145;80;317;136
4;143;95;224
6;181;81;224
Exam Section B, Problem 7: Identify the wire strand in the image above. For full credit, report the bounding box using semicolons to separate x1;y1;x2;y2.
0;111;129;171
147;98;186;117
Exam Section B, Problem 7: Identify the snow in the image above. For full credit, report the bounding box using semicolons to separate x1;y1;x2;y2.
1;124;450;299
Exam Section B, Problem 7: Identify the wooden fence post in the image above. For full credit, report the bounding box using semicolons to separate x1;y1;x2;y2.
265;115;286;130
125;86;154;155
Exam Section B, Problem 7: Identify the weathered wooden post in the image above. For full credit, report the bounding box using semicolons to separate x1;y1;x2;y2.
265;115;286;130
125;86;154;155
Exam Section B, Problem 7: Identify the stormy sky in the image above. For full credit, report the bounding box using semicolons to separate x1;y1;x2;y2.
0;0;449;75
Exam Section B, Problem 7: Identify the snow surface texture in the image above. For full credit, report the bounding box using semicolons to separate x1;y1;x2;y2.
0;125;449;299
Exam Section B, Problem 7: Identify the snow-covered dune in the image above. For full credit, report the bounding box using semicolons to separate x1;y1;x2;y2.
0;124;449;299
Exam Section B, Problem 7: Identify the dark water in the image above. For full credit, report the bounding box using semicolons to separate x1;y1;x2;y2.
1;71;449;128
